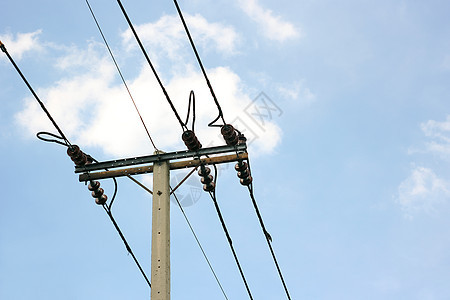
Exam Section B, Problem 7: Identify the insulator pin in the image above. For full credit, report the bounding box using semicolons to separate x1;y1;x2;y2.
221;124;239;146
198;166;215;192
235;161;252;186
182;130;202;151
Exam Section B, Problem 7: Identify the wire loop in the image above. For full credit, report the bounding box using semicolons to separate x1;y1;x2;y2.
36;131;70;147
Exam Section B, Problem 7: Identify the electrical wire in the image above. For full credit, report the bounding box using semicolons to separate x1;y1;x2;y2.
171;187;229;300
207;164;254;300
1;41;72;148
82;156;151;288
86;0;158;151
116;0;187;130
245;159;292;300
2;34;152;291
183;90;196;132
37;131;70;147
39;136;151;288
171;0;226;128
102;204;151;288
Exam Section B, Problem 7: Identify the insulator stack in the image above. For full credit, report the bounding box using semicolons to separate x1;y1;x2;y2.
221;124;239;146
235;161;253;186
182;130;202;151
198;166;215;192
67;145;108;205
88;180;108;205
67;145;91;166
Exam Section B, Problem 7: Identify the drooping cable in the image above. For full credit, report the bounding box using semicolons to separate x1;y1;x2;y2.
207;164;254;300
115;0;187;130
245;159;292;300
171;187;229;300
1;41;72;148
86;0;158;151
171;0;226;128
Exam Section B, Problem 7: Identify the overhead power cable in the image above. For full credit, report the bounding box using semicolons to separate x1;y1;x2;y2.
0;43;151;288
62;142;152;288
115;0;187;130
83;156;150;288
102;204;151;288
0;41;72;148
86;0;158;151
171;0;226;128
206;164;254;300
172;187;229;300
245;159;292;300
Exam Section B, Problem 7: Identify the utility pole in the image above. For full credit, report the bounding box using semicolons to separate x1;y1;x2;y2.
151;152;170;299
75;143;248;299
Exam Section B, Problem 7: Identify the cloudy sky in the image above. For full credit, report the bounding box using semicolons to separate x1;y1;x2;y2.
1;0;450;299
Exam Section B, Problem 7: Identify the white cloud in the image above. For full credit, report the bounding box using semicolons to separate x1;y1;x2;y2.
397;166;450;217
122;13;240;60
397;116;450;217
237;0;300;42
420;115;450;159
277;80;315;105
0;30;43;61
15;14;281;159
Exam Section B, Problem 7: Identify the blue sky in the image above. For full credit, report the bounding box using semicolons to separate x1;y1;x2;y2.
1;0;450;299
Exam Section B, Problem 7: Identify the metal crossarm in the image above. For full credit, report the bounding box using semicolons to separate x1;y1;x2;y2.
75;143;247;173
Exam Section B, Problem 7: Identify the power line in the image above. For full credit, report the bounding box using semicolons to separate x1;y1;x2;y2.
85;0;158;151
245;159;292;300
207;164;254;300
171;0;227;128
100;163;229;298
1;41;72;148
68;150;152;289
171;187;229;300
115;0;187;130
102;204;151;288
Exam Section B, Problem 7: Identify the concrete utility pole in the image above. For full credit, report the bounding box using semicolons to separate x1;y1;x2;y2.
151;153;170;299
75;143;248;300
